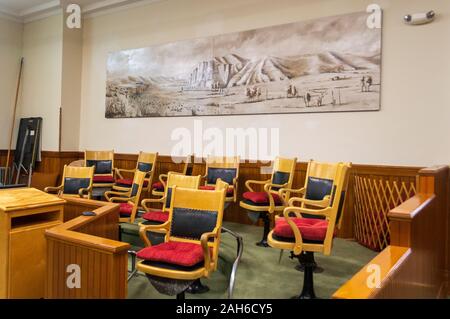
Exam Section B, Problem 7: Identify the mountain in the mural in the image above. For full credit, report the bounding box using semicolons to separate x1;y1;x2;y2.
187;51;379;89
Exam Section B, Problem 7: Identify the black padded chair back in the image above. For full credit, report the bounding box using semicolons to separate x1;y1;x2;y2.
137;162;152;173
63;177;91;195
206;167;236;185
86;160;112;174
170;208;218;240
271;171;290;190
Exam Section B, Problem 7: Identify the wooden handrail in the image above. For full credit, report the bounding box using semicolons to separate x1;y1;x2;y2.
389;193;435;220
45;197;130;253
333;246;411;299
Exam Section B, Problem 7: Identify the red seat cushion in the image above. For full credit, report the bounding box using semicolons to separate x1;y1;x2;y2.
199;185;234;196
273;217;329;241
137;241;205;267
243;191;282;205
152;181;164;191
93;175;115;183
119;203;133;216
116;178;148;187
142;210;169;223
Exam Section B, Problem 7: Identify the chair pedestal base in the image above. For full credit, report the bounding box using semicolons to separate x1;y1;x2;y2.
177;292;185;300
292;251;324;273
255;213;270;247
186;279;210;294
293;252;317;299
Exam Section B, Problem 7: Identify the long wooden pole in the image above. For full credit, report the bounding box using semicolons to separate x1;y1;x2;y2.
4;58;24;184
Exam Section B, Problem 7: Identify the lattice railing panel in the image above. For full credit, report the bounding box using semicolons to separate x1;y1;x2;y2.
353;176;416;251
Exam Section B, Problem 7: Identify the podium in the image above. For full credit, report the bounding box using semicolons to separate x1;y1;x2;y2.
0;188;65;298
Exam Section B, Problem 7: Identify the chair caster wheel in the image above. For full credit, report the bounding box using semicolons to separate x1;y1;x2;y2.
186;279;209;294
256;240;269;247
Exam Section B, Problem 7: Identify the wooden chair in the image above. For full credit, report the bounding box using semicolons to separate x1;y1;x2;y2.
268;161;351;298
104;170;146;223
45;165;94;199
199;156;239;204
239;156;297;247
151;154;194;197
85;150;115;187
136;186;227;299
114;152;158;193
141;172;201;226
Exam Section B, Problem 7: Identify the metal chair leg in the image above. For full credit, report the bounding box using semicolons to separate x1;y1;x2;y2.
127;250;138;282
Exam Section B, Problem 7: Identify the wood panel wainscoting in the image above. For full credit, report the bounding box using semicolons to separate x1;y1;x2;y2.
0;150;422;239
45;197;129;298
333;166;450;298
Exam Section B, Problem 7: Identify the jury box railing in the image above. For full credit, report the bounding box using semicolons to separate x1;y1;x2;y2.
333;166;449;298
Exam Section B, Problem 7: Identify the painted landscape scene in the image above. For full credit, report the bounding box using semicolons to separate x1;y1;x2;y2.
105;11;381;118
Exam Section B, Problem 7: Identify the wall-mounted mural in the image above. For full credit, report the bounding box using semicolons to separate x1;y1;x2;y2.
105;11;381;118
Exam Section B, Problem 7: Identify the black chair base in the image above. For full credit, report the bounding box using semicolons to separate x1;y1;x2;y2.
177;291;185;300
256;212;270;247
293;251;318;299
186;279;209;294
293;251;324;273
256;239;269;247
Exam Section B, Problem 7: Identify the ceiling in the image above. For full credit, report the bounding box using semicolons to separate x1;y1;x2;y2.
0;0;155;22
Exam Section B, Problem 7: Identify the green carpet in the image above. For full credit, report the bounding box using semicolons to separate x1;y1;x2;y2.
126;221;377;299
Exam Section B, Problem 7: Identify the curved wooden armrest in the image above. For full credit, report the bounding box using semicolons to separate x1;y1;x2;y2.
287;205;332;218
108;196;132;203
245;179;271;192
279;187;305;197
200;227;220;274
263;182;288;191
288;195;330;208
138;221;170;247
263;183;288;211
141;197;165;211
44;185;62;194
283;207;304;255
104;189;130;201
78;186;92;198
158;174;168;187
115;167;135;179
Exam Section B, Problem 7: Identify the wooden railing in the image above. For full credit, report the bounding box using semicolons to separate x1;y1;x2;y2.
333;166;449;298
45;197;130;298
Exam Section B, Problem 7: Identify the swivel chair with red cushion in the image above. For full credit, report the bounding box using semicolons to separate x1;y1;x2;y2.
199;156;239;204
136;186;226;299
104;170;146;223
114;151;157;194
268;161;351;298
239;157;297;247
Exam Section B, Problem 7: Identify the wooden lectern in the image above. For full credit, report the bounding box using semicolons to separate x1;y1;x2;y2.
0;187;65;298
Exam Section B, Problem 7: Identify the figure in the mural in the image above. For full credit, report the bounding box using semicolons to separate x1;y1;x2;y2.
366;76;373;92
287;84;298;98
304;92;311;107
361;76;366;92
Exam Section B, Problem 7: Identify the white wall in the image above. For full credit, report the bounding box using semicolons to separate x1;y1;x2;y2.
18;14;63;151
78;0;448;166
60;10;82;151
0;17;23;150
